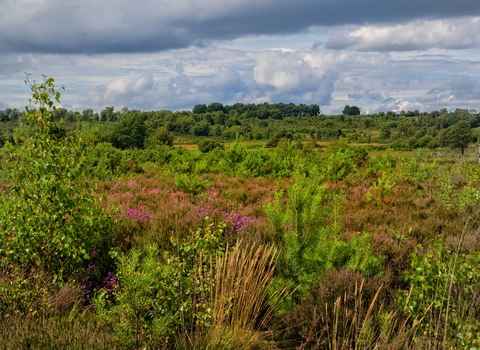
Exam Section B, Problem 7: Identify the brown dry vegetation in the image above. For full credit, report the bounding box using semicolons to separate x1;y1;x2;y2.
3;143;480;349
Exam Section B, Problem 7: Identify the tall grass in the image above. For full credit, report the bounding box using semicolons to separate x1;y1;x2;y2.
289;279;421;350
178;242;279;349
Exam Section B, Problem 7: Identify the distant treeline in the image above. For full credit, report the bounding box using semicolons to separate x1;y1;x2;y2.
1;104;480;152
0;108;21;122
1;102;321;123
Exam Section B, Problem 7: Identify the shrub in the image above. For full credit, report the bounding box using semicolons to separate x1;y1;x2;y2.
322;138;356;182
0;75;115;289
96;217;235;348
264;166;383;308
198;139;224;153
399;242;480;347
144;127;174;148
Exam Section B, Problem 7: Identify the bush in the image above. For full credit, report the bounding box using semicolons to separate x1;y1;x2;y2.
0;75;115;291
264;167;383;308
198;139;224;153
399;242;480;347
144;127;174;148
96;217;235;348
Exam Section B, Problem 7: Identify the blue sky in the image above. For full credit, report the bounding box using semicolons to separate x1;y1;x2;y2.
1;0;480;114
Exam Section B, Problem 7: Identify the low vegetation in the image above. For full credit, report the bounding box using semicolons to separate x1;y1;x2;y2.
1;75;480;349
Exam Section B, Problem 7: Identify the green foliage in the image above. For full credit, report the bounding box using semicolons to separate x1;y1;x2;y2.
439;120;472;154
76;123;102;146
144;127;174;148
206;102;225;113
95;245;175;349
240;148;273;177
96;218;232;348
0;266;53;318
343;105;361;116
198;139;224;153
323;138;356;182
0;122;16;148
438;166;480;213
174;173;211;195
83;142;123;179
192;104;207;114
399;242;480;346
265;129;293;148
111;110;146;149
0;75;114;286
192;121;210;136
380;124;391;140
366;171;396;204
364;152;398;178
220;139;247;176
270;139;303;177
264;167;382;307
99;106;117;122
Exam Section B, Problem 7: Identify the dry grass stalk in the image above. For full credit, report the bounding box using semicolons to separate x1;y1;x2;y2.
207;241;278;348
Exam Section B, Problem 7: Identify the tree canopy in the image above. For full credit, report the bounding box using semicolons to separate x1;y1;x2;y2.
111;110;146;149
439;120;472;154
343;105;361;116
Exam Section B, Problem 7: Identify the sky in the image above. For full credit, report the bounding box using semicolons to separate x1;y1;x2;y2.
1;0;480;115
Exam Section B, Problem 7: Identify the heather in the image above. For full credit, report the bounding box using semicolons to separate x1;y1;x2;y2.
1;76;480;349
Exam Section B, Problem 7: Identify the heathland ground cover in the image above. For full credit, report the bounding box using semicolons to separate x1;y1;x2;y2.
1;76;480;349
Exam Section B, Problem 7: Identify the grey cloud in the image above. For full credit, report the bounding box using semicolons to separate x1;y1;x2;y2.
5;42;480;115
311;42;324;50
2;0;480;55
83;64;249;110
82;49;338;110
208;64;248;96
414;54;453;59
252;49;336;104
418;75;480;103
325;18;480;52
348;90;390;101
175;63;185;74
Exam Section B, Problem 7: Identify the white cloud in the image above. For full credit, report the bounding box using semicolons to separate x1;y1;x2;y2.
325;17;480;52
364;99;423;114
86;73;156;108
3;25;480;114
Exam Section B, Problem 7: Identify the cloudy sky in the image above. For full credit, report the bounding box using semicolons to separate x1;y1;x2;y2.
1;0;480;114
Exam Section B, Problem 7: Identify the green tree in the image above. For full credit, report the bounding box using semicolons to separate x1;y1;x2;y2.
440;120;472;154
206;102;224;113
192;103;207;114
111;110;146;149
380;125;391;140
398;120;415;137
308;104;321;116
0;74;114;284
81;108;96;121
264;167;382;307
100;106;117;122
144;127;174;148
192;121;210;136
343;105;360;116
